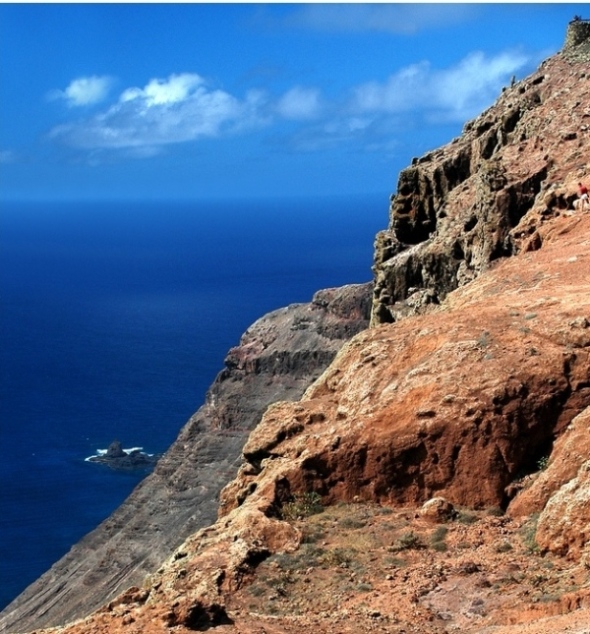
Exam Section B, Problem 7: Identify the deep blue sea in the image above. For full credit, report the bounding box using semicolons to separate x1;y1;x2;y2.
0;195;386;610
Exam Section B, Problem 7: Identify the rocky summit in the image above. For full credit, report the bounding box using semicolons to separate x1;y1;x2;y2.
2;21;590;634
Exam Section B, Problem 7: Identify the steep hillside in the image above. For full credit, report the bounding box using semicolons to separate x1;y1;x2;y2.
26;208;590;634
0;284;371;633
5;20;590;634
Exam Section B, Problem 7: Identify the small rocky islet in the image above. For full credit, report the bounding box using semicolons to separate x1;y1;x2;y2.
87;440;159;471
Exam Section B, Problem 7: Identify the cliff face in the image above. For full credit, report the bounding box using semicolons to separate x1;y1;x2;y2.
0;284;371;633
371;34;590;326
4;25;590;634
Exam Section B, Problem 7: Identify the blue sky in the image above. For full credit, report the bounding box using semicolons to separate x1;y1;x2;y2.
0;3;583;201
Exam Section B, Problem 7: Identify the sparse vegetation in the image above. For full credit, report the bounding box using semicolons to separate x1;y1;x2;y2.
338;517;367;529
431;540;448;552
537;455;550;471
477;330;492;348
248;584;266;597
456;510;479;525
391;530;425;551
494;540;514;553
321;547;355;568
384;555;407;568
520;513;541;554
530;573;548;587
430;526;449;552
240;498;576;630
280;492;324;521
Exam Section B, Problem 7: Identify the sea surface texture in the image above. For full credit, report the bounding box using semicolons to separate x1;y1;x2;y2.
0;195;384;609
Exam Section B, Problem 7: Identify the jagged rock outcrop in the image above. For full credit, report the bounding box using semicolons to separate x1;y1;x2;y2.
371;36;590;325
0;284;371;633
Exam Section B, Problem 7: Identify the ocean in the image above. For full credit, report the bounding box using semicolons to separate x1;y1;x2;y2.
0;195;386;610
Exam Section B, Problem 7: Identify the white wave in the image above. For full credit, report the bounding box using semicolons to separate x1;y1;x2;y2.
85;446;153;462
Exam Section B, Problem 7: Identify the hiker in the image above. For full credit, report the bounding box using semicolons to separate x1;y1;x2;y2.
578;182;589;210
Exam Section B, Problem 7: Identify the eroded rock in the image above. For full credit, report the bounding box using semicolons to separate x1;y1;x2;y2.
371;51;590;326
537;459;590;561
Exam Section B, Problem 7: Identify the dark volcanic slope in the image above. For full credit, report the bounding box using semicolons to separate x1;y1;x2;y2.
0;284;371;633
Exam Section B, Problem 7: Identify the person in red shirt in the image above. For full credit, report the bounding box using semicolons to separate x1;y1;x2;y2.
578;182;589;210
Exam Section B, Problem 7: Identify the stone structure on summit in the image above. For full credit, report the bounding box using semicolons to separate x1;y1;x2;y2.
564;15;590;51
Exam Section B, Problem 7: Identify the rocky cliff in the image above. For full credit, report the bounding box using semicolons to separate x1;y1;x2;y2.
3;21;590;634
0;284;371;633
371;22;590;326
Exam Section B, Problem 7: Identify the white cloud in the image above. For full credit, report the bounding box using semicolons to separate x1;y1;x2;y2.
47;49;530;161
276;87;322;120
433;51;529;116
49;73;256;152
120;73;204;106
277;49;530;155
352;63;429;113
351;50;529;121
49;73;324;156
50;76;113;107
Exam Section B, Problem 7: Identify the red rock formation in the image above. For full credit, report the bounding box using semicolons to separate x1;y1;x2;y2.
228;212;590;516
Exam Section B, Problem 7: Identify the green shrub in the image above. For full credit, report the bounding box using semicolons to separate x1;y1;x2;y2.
537;455;550;471
456;511;478;525
280;492;324;521
494;540;513;553
431;540;448;552
300;526;324;544
392;531;425;551
338;517;367;529
431;526;448;542
249;584;266;597
520;513;540;554
321;547;355;567
384;555;407;568
430;526;448;552
357;582;373;592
